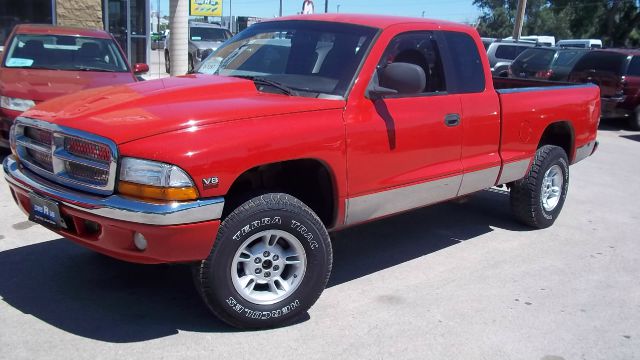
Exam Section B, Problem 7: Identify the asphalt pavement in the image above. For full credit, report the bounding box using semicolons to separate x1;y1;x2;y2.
0;120;638;360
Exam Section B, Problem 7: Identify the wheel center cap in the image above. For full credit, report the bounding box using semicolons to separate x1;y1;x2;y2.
262;259;273;270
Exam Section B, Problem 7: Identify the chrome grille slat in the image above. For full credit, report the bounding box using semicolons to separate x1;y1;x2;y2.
12;117;118;195
16;136;51;154
53;149;110;171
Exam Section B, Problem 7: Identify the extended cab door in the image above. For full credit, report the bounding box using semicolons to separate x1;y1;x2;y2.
437;31;502;195
343;30;464;225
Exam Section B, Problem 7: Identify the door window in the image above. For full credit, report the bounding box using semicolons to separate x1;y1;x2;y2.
376;31;447;95
495;44;529;60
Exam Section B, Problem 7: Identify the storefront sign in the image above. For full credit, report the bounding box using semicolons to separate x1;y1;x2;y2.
190;0;222;17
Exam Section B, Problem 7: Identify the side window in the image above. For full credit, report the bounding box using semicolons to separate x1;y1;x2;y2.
627;56;640;77
495;45;516;60
514;45;529;57
440;31;485;93
377;31;447;94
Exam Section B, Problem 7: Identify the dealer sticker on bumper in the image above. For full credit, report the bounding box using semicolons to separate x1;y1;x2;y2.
29;193;63;229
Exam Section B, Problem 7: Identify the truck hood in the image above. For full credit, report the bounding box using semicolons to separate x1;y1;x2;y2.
23;74;345;144
0;68;136;102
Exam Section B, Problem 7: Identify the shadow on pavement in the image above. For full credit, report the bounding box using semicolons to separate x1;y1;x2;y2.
620;134;640;143
0;188;528;342
328;188;529;287
598;117;632;132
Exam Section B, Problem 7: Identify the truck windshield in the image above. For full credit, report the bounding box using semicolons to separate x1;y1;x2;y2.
190;27;231;42
196;20;378;97
2;34;129;72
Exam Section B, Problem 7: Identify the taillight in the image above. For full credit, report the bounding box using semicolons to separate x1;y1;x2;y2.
535;69;553;80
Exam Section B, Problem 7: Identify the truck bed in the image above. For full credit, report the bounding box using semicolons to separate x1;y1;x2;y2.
493;77;600;175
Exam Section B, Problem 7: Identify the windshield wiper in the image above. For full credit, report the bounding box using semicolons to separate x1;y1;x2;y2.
74;67;117;72
234;75;297;96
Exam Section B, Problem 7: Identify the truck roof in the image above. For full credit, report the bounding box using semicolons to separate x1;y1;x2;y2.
12;24;112;39
270;13;470;31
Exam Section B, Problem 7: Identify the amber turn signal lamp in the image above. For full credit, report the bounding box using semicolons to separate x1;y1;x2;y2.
118;181;199;201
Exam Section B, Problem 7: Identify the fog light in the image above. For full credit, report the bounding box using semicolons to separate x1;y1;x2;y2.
133;232;147;251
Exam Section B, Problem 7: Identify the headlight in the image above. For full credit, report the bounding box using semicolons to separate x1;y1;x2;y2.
0;96;35;112
9;124;17;156
118;157;198;201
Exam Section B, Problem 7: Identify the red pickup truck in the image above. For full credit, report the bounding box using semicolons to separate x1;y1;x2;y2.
3;14;599;329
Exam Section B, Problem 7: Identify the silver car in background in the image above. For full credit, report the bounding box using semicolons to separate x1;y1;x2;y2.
165;22;232;73
485;39;537;77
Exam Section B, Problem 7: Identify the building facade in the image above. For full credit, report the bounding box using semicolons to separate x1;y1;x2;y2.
0;0;149;64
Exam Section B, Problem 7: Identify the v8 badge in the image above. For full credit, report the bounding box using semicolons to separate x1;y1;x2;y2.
202;177;219;189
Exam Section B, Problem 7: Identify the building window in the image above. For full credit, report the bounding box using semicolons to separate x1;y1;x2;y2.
0;0;54;45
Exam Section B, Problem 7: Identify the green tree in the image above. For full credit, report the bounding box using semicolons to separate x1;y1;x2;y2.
474;0;640;47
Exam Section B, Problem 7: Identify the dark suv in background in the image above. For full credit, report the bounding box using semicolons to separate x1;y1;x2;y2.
509;47;588;81
568;49;640;129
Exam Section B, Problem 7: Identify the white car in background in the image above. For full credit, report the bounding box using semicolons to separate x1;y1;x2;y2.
557;39;603;49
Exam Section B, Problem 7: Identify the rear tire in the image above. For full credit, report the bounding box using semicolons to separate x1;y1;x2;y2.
510;145;570;229
193;193;332;329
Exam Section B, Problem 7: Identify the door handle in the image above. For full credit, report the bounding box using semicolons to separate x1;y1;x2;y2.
444;114;461;127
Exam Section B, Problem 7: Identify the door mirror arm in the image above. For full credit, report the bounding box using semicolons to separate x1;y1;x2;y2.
366;84;399;100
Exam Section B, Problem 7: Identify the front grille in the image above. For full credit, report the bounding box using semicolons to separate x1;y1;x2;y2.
13;118;118;195
25;126;53;145
65;137;111;162
66;162;110;184
26;148;54;172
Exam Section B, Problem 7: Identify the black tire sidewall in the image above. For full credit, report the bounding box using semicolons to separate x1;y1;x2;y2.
535;147;570;227
201;196;331;328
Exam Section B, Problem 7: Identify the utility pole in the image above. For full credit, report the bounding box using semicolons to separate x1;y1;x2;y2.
279;0;282;16
512;0;527;40
169;0;188;76
325;0;328;13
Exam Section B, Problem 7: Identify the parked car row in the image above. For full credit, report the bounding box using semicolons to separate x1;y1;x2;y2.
0;24;149;148
482;37;639;130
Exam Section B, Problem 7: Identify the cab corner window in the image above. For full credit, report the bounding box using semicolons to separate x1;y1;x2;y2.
441;31;485;94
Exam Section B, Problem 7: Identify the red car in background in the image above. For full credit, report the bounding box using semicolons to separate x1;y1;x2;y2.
568;49;640;130
0;24;149;147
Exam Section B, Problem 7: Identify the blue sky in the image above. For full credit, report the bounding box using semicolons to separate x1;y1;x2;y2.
152;0;482;23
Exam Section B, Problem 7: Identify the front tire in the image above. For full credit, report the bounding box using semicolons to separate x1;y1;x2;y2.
193;193;332;329
510;145;570;229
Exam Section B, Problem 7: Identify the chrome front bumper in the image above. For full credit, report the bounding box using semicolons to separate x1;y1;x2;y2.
3;155;224;226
